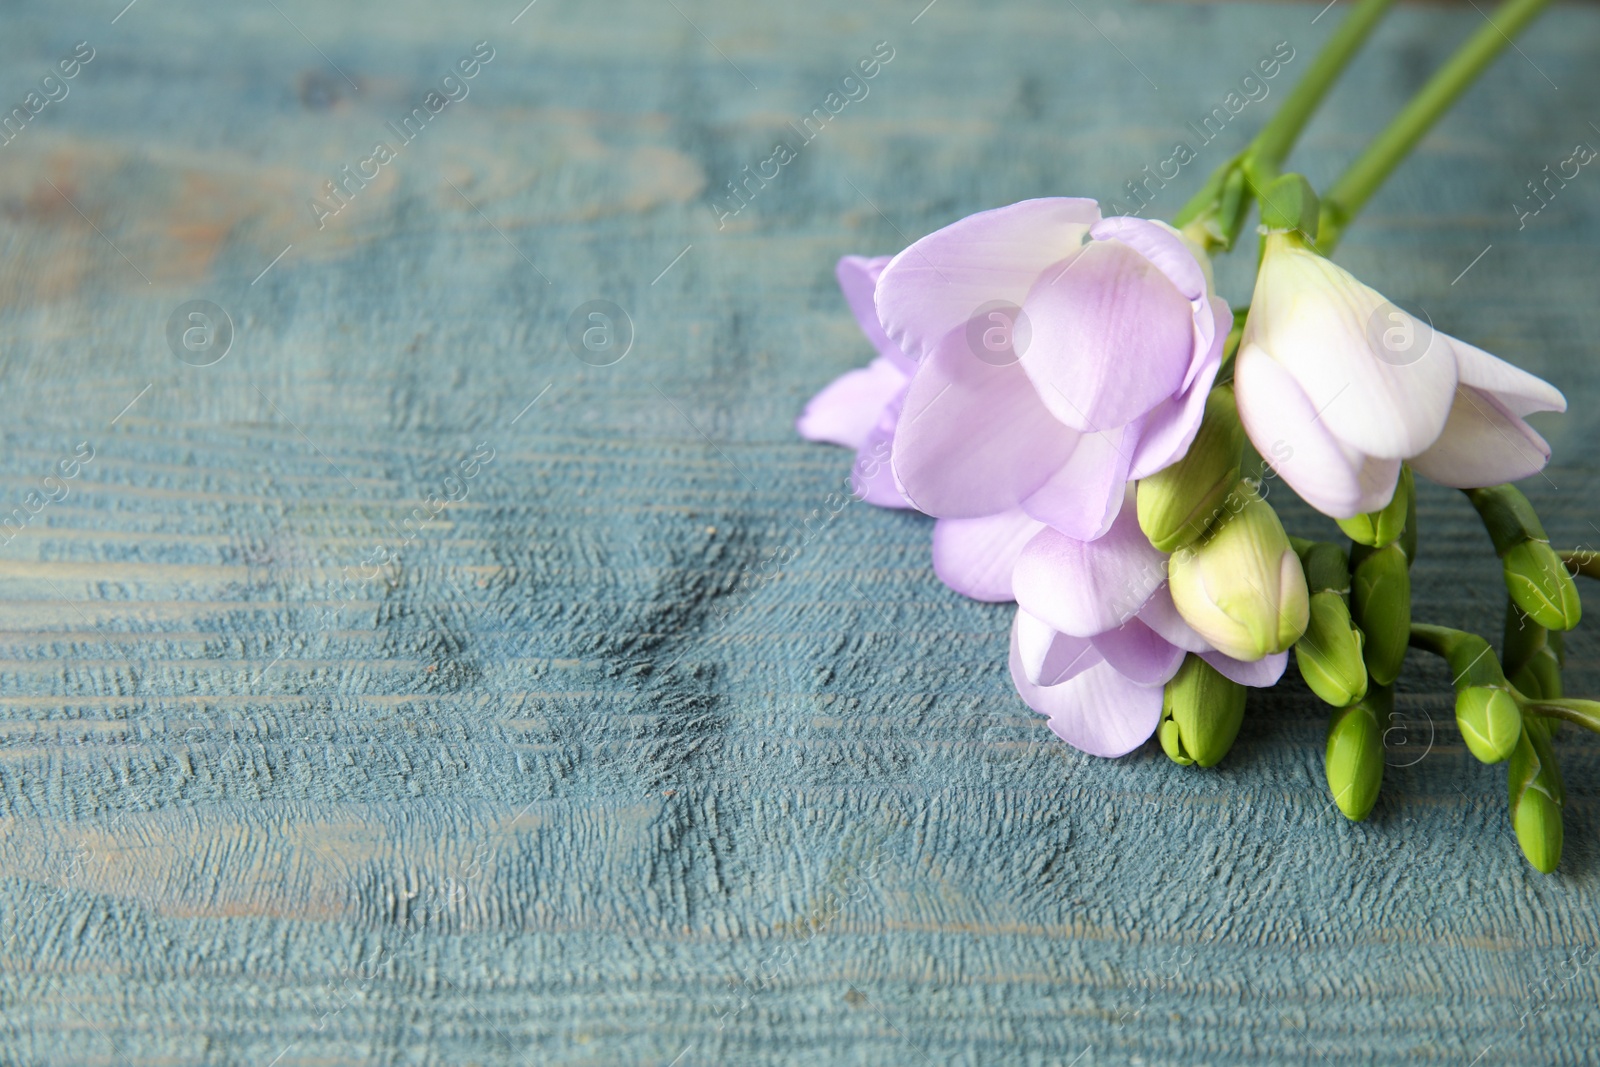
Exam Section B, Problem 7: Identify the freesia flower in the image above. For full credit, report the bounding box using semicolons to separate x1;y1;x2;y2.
1008;488;1287;757
1235;233;1566;519
798;255;1046;600
796;255;913;509
878;198;1231;541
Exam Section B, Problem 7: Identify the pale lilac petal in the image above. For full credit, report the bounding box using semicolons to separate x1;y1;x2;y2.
1246;243;1457;459
875;198;1101;361
837;255;913;374
849;412;914;508
1019;239;1194;433
1447;336;1566;418
1020;421;1136;541
1128;304;1226;480
1409;386;1553;488
1235;343;1401;519
1089;216;1207;301
932;508;1047;602
890;330;1080;517
1009;617;1163;758
1091;617;1185;686
1012;488;1166;637
1136;583;1210;653
797;356;908;450
1015;608;1100;686
1202;649;1289;687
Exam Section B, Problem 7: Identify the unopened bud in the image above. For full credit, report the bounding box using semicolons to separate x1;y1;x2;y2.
1509;721;1564;874
1456;687;1522;765
1351;542;1410;686
1503;541;1582;632
1337;465;1412;548
1410;623;1523;763
1168;486;1309;661
1325;686;1387;821
1467;485;1581;632
1160;654;1246;768
1296;591;1368;708
1137;386;1244;553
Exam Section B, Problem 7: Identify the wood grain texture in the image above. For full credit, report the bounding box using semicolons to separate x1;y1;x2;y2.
0;1;1597;1064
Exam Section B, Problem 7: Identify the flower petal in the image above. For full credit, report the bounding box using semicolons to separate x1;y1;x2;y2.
1409;385;1553;488
797;357;908;450
891;330;1080;517
1246;241;1457;459
1089;216;1207;301
1019;239;1195;433
1091;616;1185;686
849;400;915;509
1009;616;1163;758
837;255;912;374
1447;335;1566;418
1201;649;1288;688
932;508;1047;602
1235;342;1401;519
1012;488;1166;637
1019;420;1136;541
1136;583;1211;653
1128;302;1227;480
1015;607;1100;686
875;198;1101;361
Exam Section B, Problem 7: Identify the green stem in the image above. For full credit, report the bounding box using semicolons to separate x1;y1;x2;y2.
1524;698;1600;735
1242;0;1396;188
1319;0;1554;250
1173;0;1394;243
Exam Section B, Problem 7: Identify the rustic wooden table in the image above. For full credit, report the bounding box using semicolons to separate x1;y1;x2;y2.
0;0;1597;1063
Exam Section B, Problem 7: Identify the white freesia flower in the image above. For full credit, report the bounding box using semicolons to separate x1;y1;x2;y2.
1235;233;1566;519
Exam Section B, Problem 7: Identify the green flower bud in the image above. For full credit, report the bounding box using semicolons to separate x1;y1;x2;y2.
1410;623;1523;763
1503;598;1564;702
1455;686;1522;765
1337;465;1412;548
1161;654;1246;768
1503;540;1582;632
1296;591;1368;708
1137;387;1244;553
1325;686;1387;821
1467;485;1581;632
1158;718;1194;766
1168;486;1309;662
1350;542;1410;687
1291;541;1367;706
1509;721;1563;874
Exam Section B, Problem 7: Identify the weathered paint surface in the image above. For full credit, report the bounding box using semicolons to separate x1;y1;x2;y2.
0;1;1597;1063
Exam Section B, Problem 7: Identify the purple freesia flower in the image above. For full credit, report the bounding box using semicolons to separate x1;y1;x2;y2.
796;255;913;509
799;255;1047;600
877;198;1230;542
1009;488;1287;757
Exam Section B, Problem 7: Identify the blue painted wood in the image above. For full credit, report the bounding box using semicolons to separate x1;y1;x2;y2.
0;1;1598;1064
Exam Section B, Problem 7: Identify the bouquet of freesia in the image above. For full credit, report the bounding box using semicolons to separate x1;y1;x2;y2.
799;0;1592;872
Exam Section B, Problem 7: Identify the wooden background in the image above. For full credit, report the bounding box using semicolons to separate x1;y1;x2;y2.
0;0;1597;1063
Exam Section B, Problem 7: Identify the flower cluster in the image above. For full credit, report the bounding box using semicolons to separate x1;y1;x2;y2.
800;186;1588;871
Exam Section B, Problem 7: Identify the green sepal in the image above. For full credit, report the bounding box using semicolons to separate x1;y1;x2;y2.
1257;173;1320;240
